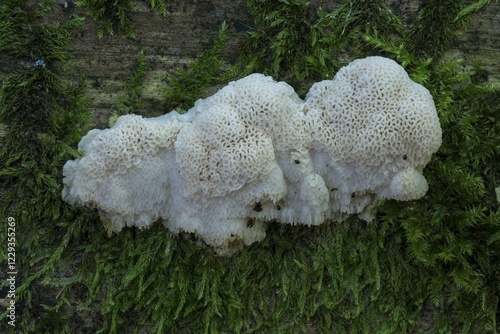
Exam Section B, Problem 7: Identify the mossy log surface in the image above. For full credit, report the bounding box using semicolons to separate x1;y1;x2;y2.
0;1;499;333
1;0;497;127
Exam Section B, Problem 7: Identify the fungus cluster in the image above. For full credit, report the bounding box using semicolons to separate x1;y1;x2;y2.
63;57;442;254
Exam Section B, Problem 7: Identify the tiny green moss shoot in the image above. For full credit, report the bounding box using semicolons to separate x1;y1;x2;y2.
110;50;147;125
76;0;167;38
163;21;229;112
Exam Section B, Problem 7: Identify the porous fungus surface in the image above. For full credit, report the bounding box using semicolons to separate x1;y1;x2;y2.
304;56;442;220
62;57;442;254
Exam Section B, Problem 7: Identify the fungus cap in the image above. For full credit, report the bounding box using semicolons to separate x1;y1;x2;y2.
62;114;185;230
304;56;441;217
62;60;442;254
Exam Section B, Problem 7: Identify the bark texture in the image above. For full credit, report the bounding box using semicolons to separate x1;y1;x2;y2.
12;0;497;127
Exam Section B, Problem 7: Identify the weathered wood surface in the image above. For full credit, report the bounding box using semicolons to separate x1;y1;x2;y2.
57;0;254;126
9;0;497;127
0;0;498;127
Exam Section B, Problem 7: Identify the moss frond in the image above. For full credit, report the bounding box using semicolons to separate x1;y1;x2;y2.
0;0;84;65
76;0;167;39
112;50;147;119
163;21;228;112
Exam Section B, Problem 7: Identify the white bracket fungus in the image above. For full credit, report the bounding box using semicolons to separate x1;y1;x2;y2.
62;57;442;255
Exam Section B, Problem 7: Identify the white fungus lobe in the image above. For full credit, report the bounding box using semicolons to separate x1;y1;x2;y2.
62;57;442;255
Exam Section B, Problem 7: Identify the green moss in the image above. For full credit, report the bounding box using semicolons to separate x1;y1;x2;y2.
237;0;405;92
109;50;147;125
76;0;167;38
0;1;94;332
1;0;499;333
0;0;84;65
407;0;495;59
163;21;229;112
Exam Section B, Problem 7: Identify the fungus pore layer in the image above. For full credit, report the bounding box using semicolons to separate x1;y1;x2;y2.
63;57;442;254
